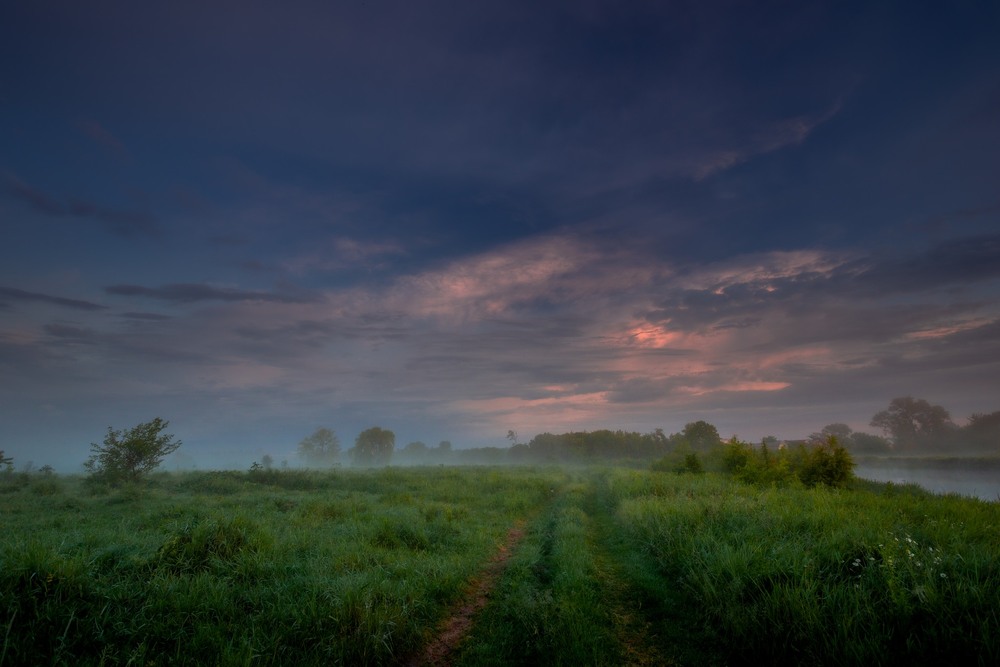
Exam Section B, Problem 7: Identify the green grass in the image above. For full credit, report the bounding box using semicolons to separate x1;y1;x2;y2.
2;466;998;665
610;469;1000;665
1;467;562;665
455;476;622;666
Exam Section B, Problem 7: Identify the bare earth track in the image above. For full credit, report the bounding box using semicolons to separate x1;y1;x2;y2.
406;523;527;667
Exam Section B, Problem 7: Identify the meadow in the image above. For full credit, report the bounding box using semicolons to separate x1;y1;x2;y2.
2;466;998;665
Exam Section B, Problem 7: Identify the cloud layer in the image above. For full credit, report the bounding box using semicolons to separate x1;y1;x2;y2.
4;229;997;466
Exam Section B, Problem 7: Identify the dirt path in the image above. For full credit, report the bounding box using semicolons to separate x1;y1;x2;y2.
406;522;526;667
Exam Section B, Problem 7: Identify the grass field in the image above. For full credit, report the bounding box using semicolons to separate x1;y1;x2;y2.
2;466;998;665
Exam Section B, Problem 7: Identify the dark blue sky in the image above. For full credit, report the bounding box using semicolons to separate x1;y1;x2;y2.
2;1;999;468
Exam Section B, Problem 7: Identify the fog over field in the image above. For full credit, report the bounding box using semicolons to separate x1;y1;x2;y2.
2;2;999;472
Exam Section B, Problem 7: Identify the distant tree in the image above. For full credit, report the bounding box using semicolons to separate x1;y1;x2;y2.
506;430;519;445
528;432;565;461
401;441;428;461
261;454;274;470
811;423;853;442
871;397;954;449
298;427;340;467
39;464;55;476
508;442;530;461
848;431;892;454
681;420;722;451
762;435;780;447
84;417;181;484
0;450;12;470
352;427;395;466
437;440;452;453
962;411;1000;452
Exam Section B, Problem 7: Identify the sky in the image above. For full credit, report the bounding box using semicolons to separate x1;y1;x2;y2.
2;1;999;470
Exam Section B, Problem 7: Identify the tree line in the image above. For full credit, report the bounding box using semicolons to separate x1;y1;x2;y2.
295;426;395;467
3;396;995;488
806;397;1000;455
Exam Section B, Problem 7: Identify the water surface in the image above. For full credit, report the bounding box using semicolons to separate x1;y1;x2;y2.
856;459;1000;502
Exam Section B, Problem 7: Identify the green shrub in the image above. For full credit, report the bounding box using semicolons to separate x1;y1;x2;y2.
721;437;753;473
682;452;704;473
651;446;705;474
718;437;854;489
29;478;61;496
799;437;855;488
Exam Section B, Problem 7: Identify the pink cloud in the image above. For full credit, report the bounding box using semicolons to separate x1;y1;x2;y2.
679;249;850;291
904;318;991;341
385;233;656;319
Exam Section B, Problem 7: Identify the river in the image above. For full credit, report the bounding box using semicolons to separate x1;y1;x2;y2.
855;459;1000;502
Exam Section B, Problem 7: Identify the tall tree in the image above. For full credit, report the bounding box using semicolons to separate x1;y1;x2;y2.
297;427;340;467
870;397;953;450
352;427;395;466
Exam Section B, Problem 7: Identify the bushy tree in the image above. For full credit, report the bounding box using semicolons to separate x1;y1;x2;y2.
352;427;395;466
681;420;722;450
84;418;181;484
297;427;340;467
871;397;953;450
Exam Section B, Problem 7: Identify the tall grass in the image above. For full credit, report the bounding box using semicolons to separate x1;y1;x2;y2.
610;469;1000;665
0;467;562;665
4;465;997;664
455;477;622;666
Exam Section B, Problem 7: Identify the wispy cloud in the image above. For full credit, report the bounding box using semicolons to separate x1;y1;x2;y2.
4;173;65;216
0;286;107;311
375;233;666;321
105;283;323;304
693;103;843;180
3;173;159;238
282;237;408;274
